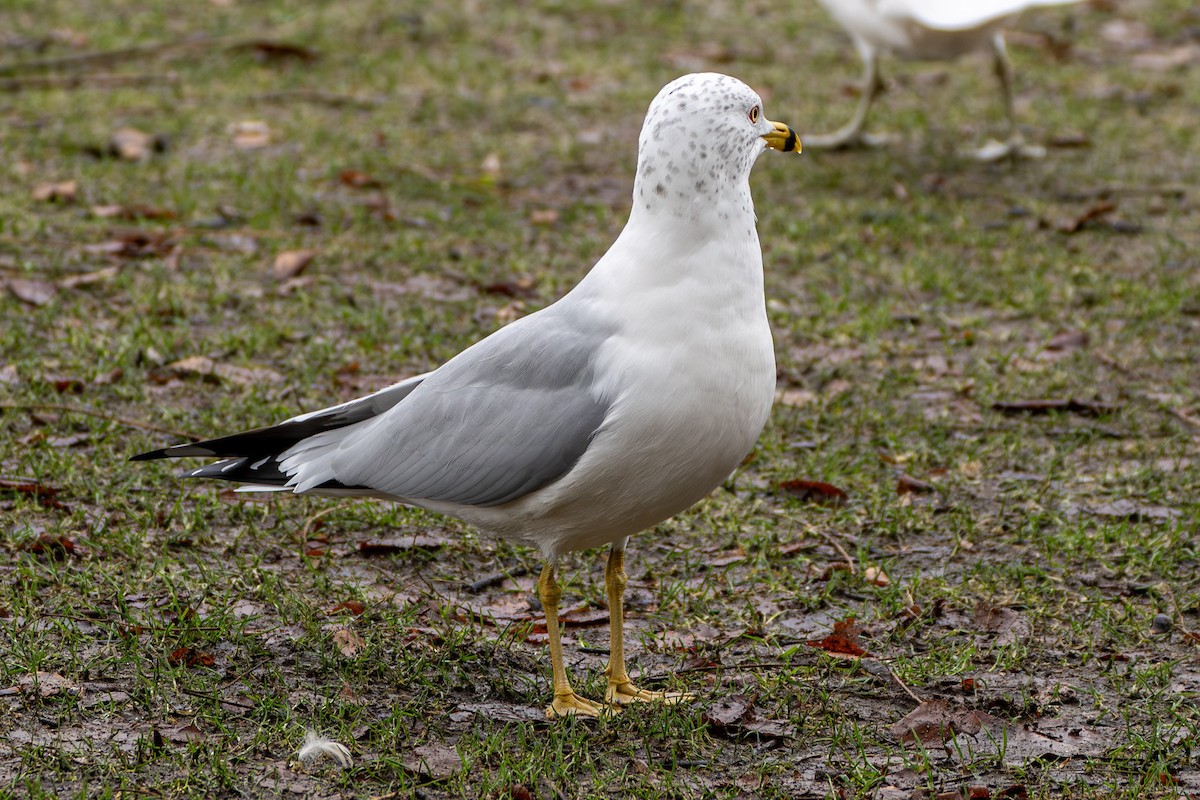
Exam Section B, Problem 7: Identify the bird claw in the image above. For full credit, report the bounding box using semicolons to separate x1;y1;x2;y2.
545;691;611;719
605;680;693;706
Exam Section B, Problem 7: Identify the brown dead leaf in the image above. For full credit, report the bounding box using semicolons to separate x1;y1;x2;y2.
273;249;317;280
20;533;77;560
231;40;319;63
83;228;177;259
17;671;82;698
32;180;77;203
163;355;285;387
7;278;57;306
328;601;366;616
1044;329;1088;352
777;479;848;507
890;699;984;745
401;743;462;780
973;605;1031;646
338;169;383;188
0;478;67;509
702;694;794;741
167;646;215;668
896;473;936;494
479;276;537;298
529;208;559;225
162;723;205;744
89;203;175;221
332;627;364;658
863;566;890;587
807;617;868;658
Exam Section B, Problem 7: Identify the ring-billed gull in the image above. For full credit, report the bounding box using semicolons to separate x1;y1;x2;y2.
132;72;800;718
809;0;1080;159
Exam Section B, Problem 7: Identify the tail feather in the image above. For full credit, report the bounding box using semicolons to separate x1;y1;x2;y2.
132;373;427;493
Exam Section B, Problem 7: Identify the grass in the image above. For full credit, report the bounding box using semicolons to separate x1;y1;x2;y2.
1;0;1198;797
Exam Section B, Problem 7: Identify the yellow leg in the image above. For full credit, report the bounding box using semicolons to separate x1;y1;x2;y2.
603;547;692;707
539;561;605;719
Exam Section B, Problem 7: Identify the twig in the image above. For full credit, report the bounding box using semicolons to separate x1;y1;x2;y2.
0;72;179;92
0;36;215;76
813;527;857;575
466;564;530;593
877;660;923;704
254;89;381;109
0;402;198;441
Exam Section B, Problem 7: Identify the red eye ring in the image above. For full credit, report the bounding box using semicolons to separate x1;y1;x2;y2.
748;106;760;123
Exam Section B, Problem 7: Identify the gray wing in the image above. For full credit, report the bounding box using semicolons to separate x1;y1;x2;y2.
317;302;615;507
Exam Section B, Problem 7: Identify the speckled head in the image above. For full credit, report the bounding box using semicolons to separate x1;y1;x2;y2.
634;73;799;213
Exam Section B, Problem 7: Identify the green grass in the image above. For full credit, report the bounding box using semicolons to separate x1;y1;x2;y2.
1;0;1199;797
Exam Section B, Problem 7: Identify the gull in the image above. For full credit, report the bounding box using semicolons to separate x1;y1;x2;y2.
133;72;800;718
808;0;1081;159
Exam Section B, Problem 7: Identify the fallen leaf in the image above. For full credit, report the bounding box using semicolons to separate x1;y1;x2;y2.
327;601;366;616
8;279;57;306
108;127;158;161
164;355;285;387
479;276;537;298
338;170;382;188
162;723;205;744
777;479;848;506
32;180;77;203
973;605;1031;646
16;671;82;698
230;120;271;149
863;565;890;586
0;478;67;509
0;365;17;386
1131;44;1200;71
401;743;462;780
332;627;364;657
807;617;868;658
896;473;936;494
1086;500;1181;522
167;647;215;668
19;534;76;559
890;699;984;745
529;208;559;225
231;40;319;63
1044;329;1088;352
273;249;317;280
83;228;177;259
89;203;175;221
702;694;794;740
776;388;816;407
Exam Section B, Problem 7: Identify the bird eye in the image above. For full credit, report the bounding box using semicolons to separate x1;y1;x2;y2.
748;106;760;123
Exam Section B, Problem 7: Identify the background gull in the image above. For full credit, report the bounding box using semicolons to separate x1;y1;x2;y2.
133;72;800;719
808;0;1081;159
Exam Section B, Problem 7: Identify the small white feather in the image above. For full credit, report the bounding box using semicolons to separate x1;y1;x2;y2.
298;730;352;768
